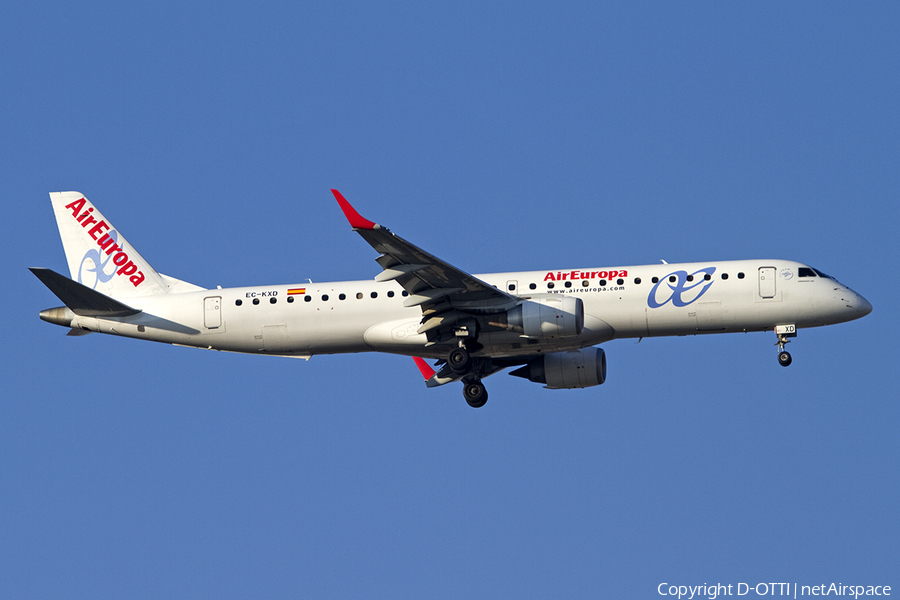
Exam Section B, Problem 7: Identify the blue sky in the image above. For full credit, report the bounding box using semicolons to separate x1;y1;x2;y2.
2;2;897;598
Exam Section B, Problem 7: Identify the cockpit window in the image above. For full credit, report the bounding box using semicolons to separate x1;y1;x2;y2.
800;266;837;281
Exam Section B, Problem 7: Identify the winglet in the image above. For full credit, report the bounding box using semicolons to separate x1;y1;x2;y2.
413;357;436;380
331;189;378;230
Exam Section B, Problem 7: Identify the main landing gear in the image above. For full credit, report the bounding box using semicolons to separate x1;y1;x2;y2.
448;346;471;373
463;381;488;408
774;325;797;367
447;343;488;408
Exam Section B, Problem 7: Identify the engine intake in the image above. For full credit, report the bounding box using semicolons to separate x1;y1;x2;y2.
506;295;584;339
510;347;607;389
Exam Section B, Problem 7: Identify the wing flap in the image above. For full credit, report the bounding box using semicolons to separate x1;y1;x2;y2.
374;264;430;282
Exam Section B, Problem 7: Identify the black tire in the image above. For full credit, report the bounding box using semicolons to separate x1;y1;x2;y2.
448;347;471;373
778;351;792;367
464;381;488;408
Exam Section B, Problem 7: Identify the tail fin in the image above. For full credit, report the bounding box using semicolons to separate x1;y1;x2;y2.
49;192;171;299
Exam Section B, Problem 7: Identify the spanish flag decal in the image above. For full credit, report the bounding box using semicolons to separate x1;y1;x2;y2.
287;288;306;295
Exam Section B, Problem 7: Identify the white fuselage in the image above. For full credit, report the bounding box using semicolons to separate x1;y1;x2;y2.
54;259;871;360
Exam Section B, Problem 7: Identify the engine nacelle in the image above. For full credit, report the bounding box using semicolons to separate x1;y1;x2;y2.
510;347;607;389
506;295;584;339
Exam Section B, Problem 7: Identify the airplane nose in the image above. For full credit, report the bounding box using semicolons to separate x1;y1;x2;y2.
856;293;873;316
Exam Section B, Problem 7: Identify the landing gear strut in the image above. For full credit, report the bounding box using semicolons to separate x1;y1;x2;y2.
774;325;796;367
446;343;489;408
446;322;490;407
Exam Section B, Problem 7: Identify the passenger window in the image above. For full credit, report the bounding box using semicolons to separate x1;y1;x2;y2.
669;275;677;283
253;298;260;305
722;273;729;280
634;278;641;284
357;292;363;299
617;278;624;285
704;274;711;281
304;296;311;302
508;284;516;291
529;283;536;290
548;282;555;289
387;290;394;298
287;296;294;303
564;281;572;288
322;294;329;301
582;280;589;287
371;291;378;298
599;279;606;286
339;293;346;300
686;275;694;282
737;272;745;279
235;299;242;306
270;297;277;304
402;290;409;297
652;277;659;283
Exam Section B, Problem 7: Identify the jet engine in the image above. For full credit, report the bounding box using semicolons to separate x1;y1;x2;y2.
505;296;584;339
510;347;607;389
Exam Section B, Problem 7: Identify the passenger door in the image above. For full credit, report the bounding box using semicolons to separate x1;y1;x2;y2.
758;267;776;299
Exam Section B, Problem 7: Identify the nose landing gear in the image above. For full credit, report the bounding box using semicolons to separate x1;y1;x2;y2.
774;324;796;367
777;350;792;367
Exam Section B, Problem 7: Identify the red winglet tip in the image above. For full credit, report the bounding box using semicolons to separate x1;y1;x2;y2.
413;357;436;380
331;189;377;230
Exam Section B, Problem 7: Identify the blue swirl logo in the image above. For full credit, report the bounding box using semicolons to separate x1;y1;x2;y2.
77;229;119;290
648;267;717;308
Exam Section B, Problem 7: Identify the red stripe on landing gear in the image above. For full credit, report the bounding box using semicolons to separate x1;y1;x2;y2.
413;357;436;380
331;189;377;230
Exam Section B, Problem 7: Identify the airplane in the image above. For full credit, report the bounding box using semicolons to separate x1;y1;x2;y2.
31;190;872;408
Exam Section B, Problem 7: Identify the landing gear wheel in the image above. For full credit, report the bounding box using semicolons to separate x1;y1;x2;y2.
773;327;797;368
778;351;792;367
448;347;471;374
463;381;488;408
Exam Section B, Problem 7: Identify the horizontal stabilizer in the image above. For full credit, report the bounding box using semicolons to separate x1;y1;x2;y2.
29;267;141;317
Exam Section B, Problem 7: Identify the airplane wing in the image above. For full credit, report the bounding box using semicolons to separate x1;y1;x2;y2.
332;190;518;341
